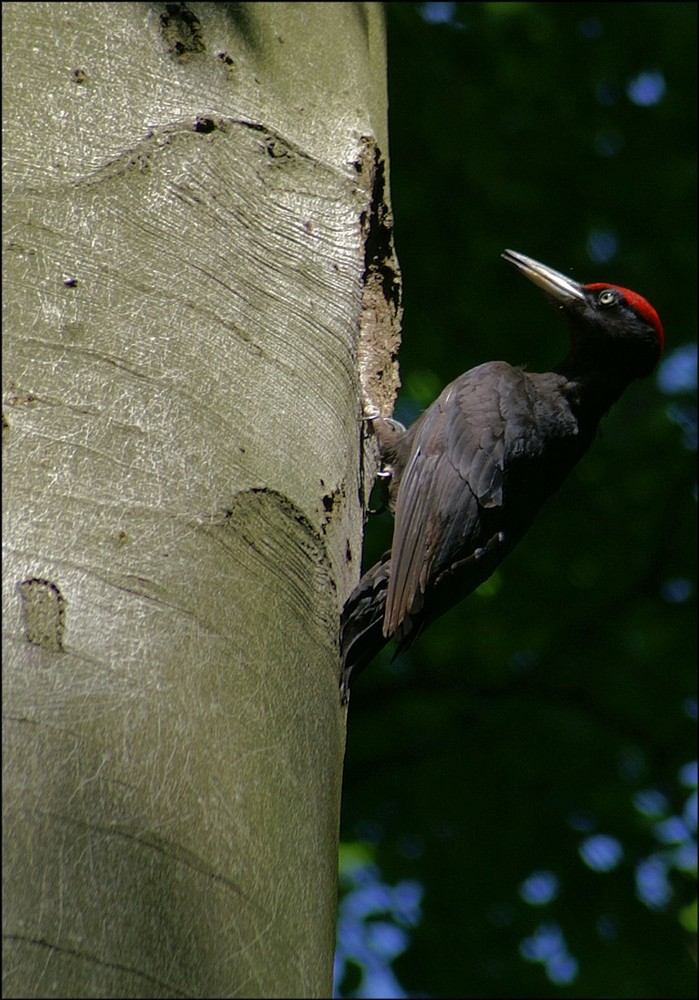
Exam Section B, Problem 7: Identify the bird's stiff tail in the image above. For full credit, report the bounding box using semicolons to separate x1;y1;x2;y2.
340;553;392;696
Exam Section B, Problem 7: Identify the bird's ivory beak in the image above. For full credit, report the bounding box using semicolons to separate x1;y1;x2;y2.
502;249;586;303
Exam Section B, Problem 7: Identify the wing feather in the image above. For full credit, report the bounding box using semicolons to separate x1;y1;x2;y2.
384;362;536;637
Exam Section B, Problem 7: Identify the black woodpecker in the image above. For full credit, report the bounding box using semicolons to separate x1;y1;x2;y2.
340;250;664;692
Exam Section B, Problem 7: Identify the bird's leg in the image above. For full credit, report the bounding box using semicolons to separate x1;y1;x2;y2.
367;473;392;514
473;531;506;561
365;416;406;514
435;531;508;590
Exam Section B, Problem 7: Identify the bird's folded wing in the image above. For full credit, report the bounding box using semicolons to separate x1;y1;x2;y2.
383;361;528;636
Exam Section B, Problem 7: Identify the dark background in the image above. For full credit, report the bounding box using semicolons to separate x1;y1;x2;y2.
337;3;697;998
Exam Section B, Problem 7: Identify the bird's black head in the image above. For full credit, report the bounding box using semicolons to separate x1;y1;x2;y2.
502;249;664;381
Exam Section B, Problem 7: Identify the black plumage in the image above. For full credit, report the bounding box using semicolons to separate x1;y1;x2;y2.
341;250;664;689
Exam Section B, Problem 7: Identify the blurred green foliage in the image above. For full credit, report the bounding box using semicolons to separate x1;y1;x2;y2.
338;3;696;998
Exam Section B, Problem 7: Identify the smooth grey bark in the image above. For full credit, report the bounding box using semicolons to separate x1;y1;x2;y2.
2;3;400;997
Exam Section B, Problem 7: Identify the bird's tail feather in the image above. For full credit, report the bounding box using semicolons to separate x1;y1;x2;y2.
340;553;391;691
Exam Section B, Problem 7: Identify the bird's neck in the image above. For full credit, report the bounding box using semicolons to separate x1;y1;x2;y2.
555;352;634;418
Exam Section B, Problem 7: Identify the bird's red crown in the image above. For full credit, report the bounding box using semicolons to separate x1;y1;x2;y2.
586;283;664;350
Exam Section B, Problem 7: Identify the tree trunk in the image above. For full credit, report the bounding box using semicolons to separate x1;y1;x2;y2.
2;3;400;996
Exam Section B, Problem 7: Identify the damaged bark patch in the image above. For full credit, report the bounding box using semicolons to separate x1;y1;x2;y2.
19;578;67;652
193;116;217;134
319;479;345;535
355;138;403;420
159;3;206;60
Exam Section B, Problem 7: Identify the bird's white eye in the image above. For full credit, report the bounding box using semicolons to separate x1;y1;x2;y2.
598;289;618;306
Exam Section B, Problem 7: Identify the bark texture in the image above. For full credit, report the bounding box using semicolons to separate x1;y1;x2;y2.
2;3;401;996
